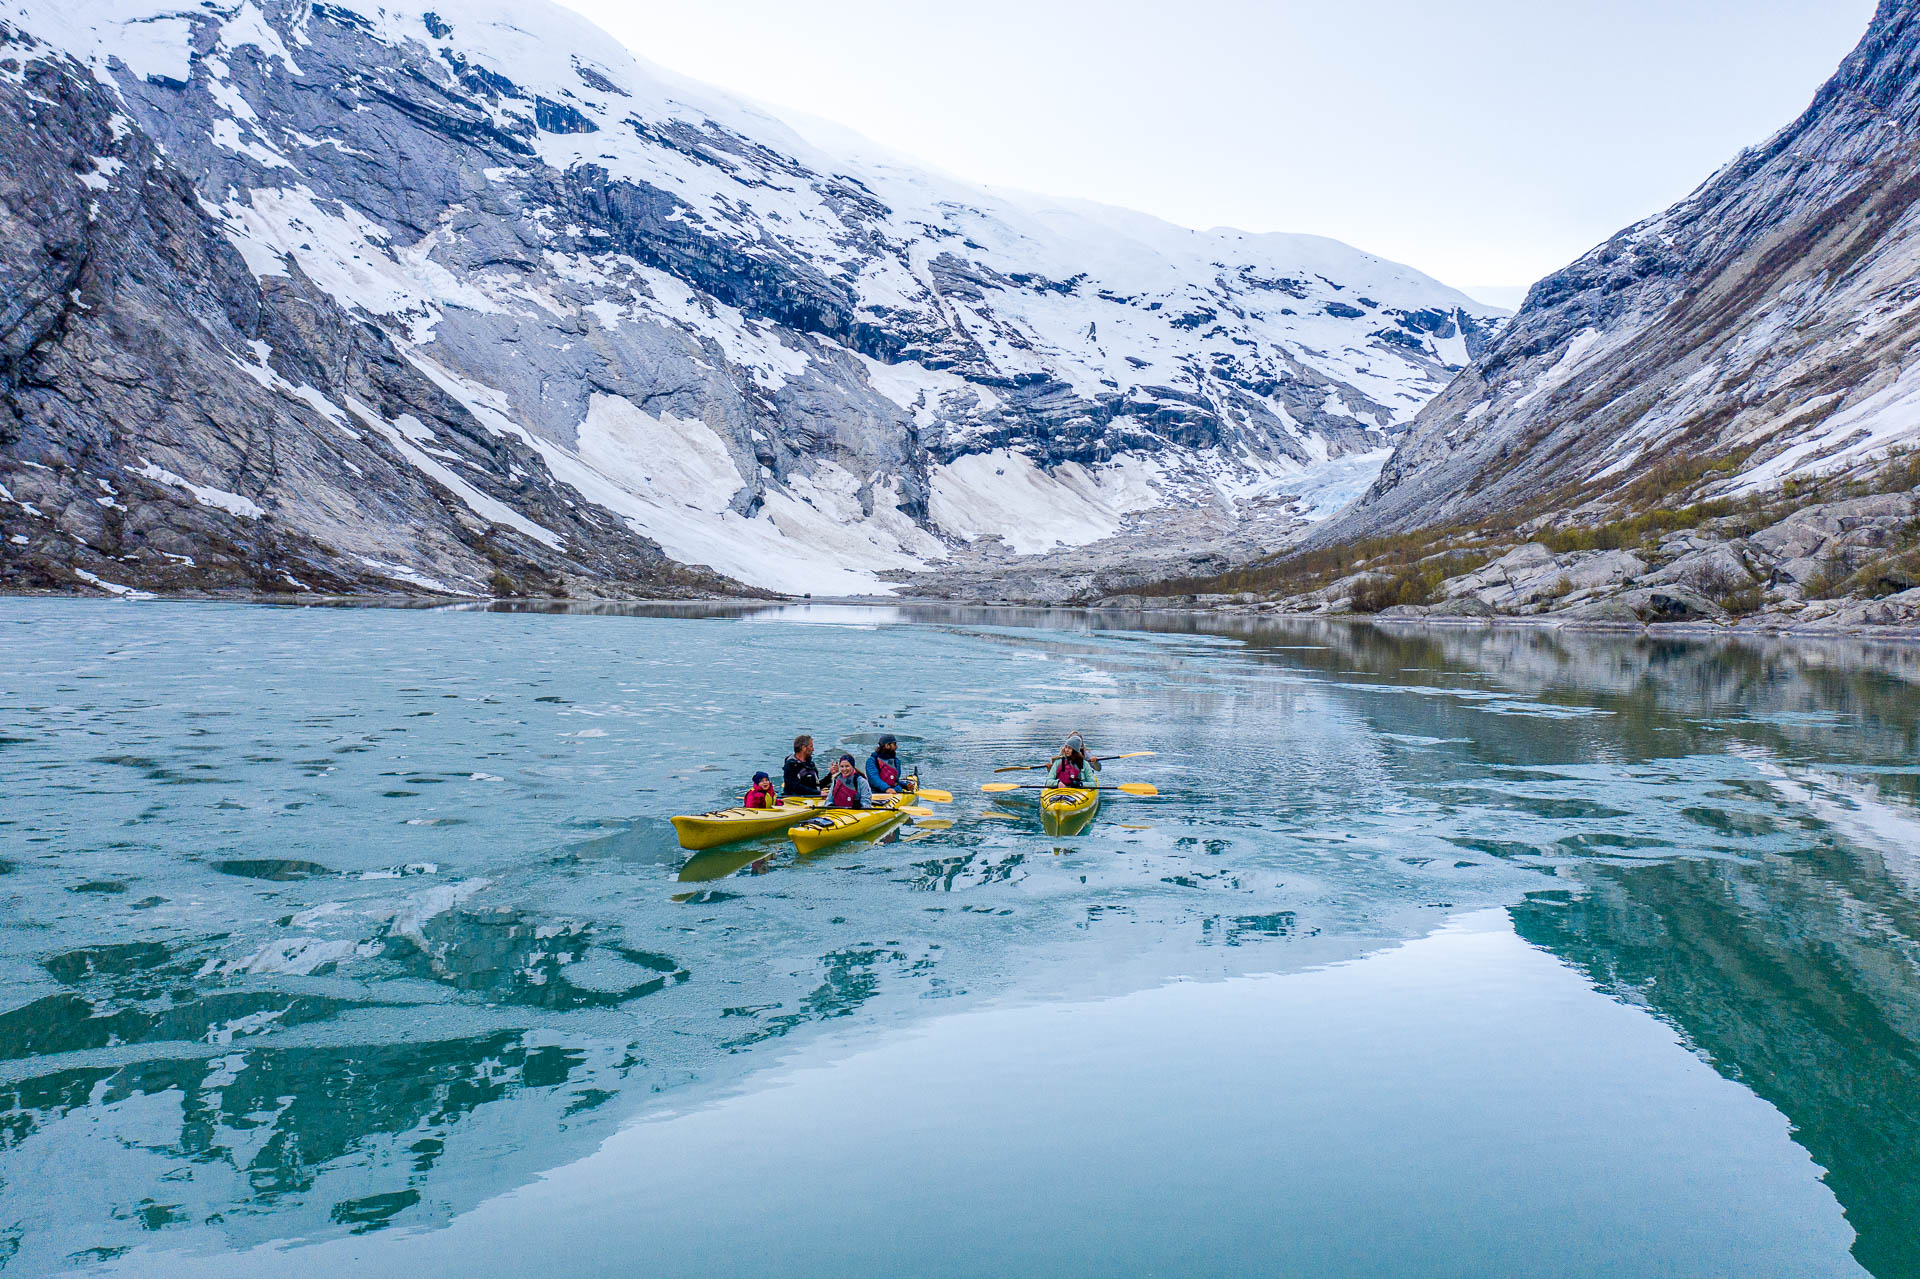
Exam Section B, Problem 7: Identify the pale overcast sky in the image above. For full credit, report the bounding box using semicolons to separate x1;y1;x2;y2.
556;0;1874;306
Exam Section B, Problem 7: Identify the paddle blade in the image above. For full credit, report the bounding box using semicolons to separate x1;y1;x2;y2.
899;805;936;817
1099;751;1158;762
911;817;955;830
981;782;1023;793
914;788;953;803
992;764;1042;774
1116;782;1159;796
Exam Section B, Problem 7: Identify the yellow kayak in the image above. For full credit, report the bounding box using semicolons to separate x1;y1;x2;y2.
670;795;829;851
789;792;917;854
1041;786;1100;836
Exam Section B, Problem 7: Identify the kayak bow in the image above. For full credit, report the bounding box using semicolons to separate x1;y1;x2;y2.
1040;786;1100;836
670;795;830;851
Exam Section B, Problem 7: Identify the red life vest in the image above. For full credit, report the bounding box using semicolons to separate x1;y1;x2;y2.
1056;757;1084;787
830;775;861;808
874;756;900;789
743;783;775;809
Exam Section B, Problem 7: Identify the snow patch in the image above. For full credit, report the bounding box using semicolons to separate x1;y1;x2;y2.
929;449;1163;554
342;396;564;549
127;461;264;519
218;0;303;75
7;3;197;86
73;569;154;599
1513;327;1605;412
356;557;467;595
1731;358;1920;494
75;155;124;191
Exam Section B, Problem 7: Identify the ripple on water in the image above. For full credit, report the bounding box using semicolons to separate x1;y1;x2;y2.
0;603;1916;1275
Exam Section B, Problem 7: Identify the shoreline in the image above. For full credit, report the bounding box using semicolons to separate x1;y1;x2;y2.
9;585;1920;644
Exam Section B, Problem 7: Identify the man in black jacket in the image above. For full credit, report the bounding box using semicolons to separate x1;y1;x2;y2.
783;734;823;797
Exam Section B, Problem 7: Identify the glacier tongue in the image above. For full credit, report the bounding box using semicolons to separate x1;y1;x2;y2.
3;0;1505;599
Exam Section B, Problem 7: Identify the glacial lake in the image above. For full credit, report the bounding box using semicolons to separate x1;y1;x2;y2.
2;599;1917;1278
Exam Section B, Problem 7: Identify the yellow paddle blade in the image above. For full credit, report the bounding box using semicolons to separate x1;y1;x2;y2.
1100;751;1157;762
1116;782;1158;796
900;805;936;817
981;783;1023;792
914;788;953;803
1117;823;1154;831
911;817;955;830
992;764;1042;774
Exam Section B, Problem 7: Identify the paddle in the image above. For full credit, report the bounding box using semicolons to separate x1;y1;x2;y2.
912;788;953;803
991;751;1156;774
910;817;955;831
980;782;1159;796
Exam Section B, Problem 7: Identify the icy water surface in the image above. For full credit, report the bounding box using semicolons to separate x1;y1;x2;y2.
3;600;1919;1277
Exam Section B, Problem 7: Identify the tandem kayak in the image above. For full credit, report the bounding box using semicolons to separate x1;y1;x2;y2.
788;793;917;854
670;795;830;851
1040;786;1100;836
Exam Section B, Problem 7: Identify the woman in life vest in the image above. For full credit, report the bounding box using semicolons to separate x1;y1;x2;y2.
828;754;875;809
743;771;777;809
1048;732;1099;789
864;733;912;797
783;734;823;797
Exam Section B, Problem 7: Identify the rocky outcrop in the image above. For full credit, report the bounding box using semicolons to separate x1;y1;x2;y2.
1322;0;1920;542
2;0;1502;598
1238;486;1920;633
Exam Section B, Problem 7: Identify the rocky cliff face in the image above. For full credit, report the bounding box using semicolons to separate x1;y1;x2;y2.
1;0;1500;598
0;21;727;601
1323;0;1920;541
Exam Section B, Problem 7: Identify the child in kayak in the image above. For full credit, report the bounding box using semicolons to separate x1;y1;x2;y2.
783;734;823;797
865;733;912;796
1048;733;1099;788
828;755;875;809
743;771;778;809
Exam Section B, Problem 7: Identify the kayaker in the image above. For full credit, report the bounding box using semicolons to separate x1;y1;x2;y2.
783;735;823;797
743;771;777;809
828;754;875;809
865;733;911;797
1048;733;1099;788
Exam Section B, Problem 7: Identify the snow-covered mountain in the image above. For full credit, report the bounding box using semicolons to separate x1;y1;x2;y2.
1321;0;1920;542
0;0;1501;598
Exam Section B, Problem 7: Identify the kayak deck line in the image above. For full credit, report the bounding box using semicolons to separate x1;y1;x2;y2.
1041;785;1100;837
789;791;921;854
669;795;830;851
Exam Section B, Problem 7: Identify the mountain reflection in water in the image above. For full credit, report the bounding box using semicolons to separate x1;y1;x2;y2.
0;602;1916;1276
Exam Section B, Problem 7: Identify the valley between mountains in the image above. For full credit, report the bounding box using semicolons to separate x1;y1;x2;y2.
4;0;1920;635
